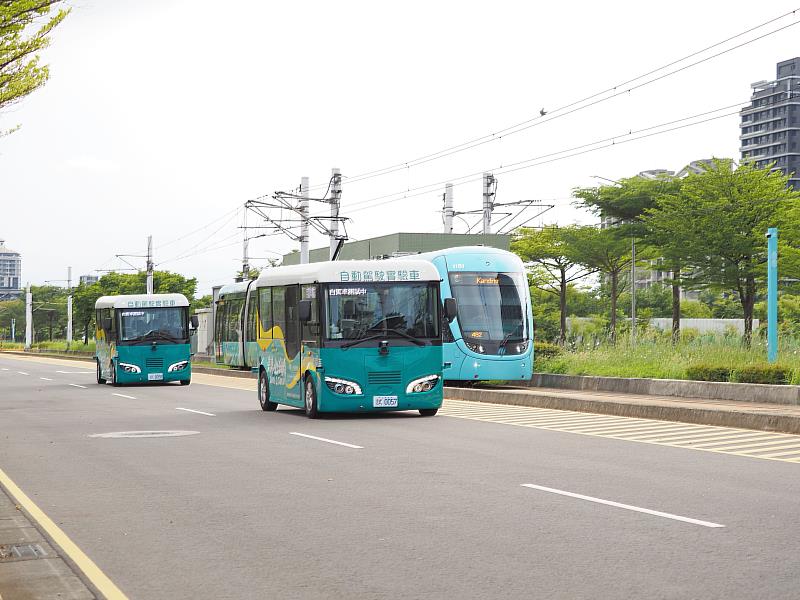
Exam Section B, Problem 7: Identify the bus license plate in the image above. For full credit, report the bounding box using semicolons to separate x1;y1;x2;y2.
373;395;398;408
148;373;164;381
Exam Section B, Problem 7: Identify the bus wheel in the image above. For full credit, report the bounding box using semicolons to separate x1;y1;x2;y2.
110;362;119;387
96;360;106;385
304;376;319;419
419;408;438;417
259;370;277;412
180;379;191;386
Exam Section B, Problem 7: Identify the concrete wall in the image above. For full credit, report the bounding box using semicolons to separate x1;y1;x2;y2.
194;307;212;357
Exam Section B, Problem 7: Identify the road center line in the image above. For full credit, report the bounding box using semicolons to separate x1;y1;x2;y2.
112;393;136;400
69;383;87;389
56;370;92;374
39;377;53;381
17;371;28;375
0;466;129;599
521;484;724;528
289;432;363;449
176;407;216;417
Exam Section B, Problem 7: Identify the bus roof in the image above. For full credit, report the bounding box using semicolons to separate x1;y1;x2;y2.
403;245;523;263
95;293;190;310
217;281;251;298
254;259;440;288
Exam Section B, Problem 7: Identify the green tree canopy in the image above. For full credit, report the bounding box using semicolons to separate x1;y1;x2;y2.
1;1;70;133
644;158;800;343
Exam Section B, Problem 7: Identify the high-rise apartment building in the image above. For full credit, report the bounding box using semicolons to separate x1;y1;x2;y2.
740;57;800;187
0;239;22;301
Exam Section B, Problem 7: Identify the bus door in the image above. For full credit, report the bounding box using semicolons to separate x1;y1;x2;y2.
300;284;320;378
214;299;225;363
284;285;302;404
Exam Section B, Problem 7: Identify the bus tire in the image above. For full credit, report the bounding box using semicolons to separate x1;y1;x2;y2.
419;408;438;417
96;360;106;385
303;375;319;419
259;370;277;411
110;362;119;387
180;379;191;386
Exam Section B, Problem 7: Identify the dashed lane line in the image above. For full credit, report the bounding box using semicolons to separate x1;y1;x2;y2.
16;371;28;375
112;393;136;400
68;383;87;389
39;377;53;381
521;484;725;528
440;399;800;464
176;407;216;417
289;432;363;449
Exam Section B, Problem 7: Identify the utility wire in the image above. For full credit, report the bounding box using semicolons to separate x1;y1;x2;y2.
346;105;742;215
299;8;798;192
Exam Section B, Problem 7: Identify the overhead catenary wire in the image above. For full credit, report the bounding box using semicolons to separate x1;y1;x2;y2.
345;104;743;215
295;7;799;193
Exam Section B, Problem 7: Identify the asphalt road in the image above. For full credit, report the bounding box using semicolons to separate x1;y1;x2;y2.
2;354;800;600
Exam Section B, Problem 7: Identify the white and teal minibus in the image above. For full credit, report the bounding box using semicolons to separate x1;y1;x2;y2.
216;259;456;417
95;294;197;386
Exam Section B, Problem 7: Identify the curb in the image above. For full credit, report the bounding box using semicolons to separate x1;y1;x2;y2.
444;386;800;435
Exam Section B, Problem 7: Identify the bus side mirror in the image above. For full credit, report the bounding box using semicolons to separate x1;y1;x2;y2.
444;298;458;323
190;315;199;329
101;317;113;331
298;300;312;322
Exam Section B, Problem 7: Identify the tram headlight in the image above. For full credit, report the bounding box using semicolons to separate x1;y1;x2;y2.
118;362;141;373
406;374;440;394
168;360;189;372
465;341;485;354
325;377;362;395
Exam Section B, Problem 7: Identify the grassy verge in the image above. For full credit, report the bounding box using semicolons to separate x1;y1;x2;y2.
536;336;800;384
0;341;95;353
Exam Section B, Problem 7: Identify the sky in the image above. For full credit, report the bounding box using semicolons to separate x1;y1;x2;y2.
2;0;799;296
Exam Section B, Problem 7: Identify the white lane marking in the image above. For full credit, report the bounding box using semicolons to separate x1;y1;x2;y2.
1;367;8;370
39;377;54;381
112;393;136;400
56;370;92;374
521;484;724;528
289;432;363;449
176;407;216;417
68;383;87;389
17;371;29;375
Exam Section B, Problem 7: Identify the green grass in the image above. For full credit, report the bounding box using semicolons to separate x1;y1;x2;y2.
536;335;800;384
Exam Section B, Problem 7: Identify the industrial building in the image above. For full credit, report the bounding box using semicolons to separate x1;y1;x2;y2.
0;239;22;301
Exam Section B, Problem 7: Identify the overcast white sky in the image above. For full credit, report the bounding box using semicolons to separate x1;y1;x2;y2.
2;0;799;296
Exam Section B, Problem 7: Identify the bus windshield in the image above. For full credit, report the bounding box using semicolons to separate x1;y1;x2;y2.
326;283;439;341
448;272;528;342
118;307;188;343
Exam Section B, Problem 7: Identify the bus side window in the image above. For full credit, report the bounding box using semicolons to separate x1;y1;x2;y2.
246;292;258;342
102;308;115;341
301;284;319;341
284;285;300;358
272;287;286;340
259;288;272;339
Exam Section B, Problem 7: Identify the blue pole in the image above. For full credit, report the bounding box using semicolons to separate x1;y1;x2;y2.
767;227;778;363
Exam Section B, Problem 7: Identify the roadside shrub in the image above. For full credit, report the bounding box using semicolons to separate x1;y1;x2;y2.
685;363;732;382
534;341;562;358
733;364;792;385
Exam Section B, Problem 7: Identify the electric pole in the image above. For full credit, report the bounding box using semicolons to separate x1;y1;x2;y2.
242;207;250;280
631;238;636;346
300;177;310;264
482;173;496;234
24;284;32;350
11;318;15;342
443;183;454;234
146;235;154;294
66;266;73;347
330;169;342;260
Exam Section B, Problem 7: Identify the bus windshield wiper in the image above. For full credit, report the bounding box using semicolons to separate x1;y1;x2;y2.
498;323;524;353
341;333;386;349
381;328;425;346
141;330;182;343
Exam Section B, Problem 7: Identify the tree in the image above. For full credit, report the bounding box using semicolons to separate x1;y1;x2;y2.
644;159;800;345
575;174;684;341
570;226;633;344
1;1;70;133
512;225;597;344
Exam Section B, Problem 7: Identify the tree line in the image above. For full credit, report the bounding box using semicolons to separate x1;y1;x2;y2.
512;159;800;346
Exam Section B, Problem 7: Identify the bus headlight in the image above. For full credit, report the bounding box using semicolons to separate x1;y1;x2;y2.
465;341;486;354
119;362;141;373
325;377;362;395
406;374;440;394
168;361;189;372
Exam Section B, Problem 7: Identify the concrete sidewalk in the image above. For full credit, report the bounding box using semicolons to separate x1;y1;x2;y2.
444;385;800;435
0;482;96;599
